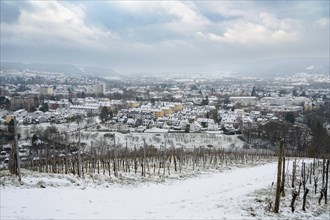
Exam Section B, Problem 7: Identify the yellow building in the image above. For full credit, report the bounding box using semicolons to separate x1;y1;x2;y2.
304;102;316;111
5;115;15;123
153;109;164;118
173;103;183;112
39;86;54;96
162;107;172;116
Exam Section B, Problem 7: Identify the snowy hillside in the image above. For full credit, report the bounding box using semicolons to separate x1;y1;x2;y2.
18;120;246;151
1;159;328;219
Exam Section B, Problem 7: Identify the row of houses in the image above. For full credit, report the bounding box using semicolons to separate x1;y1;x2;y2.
4;94;319;134
116;104;218;133
118;102;184;120
4;108;87;125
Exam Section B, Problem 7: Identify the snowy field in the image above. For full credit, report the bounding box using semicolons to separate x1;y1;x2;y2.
1;160;328;219
16;119;246;151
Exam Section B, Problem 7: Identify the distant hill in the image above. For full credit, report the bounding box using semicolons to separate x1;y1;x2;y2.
76;66;117;77
0;61;118;77
233;57;329;78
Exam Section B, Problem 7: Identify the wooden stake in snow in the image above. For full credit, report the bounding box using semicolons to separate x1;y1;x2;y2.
180;145;183;173
322;159;325;188
65;143;68;174
114;134;118;177
52;134;56;173
125;142;128;173
143;139;146;177
292;159;296;188
325;159;329;205
163;142;166;176
77;125;82;178
281;155;286;197
274;140;284;213
13;117;21;182
192;146;195;171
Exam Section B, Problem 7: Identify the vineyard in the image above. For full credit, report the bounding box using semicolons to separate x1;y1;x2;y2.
12;138;328;218
2;123;329;219
20;140;276;179
246;157;329;218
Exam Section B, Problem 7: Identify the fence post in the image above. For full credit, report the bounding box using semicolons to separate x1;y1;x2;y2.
325;159;329;204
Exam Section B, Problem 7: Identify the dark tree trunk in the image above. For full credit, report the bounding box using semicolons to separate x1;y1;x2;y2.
274;141;284;213
325;159;329;204
302;188;309;211
319;188;325;205
281;157;286;197
290;191;298;212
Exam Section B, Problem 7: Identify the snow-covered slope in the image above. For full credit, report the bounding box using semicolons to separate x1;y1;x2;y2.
1;160;328;219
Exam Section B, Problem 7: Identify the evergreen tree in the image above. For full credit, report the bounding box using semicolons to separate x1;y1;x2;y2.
311;122;328;156
292;89;298;97
100;106;110;122
251;86;257;96
285;112;295;123
185;124;190;133
39;102;49;112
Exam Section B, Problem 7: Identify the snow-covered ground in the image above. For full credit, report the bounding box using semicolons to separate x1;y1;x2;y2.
1;161;328;219
17;118;245;151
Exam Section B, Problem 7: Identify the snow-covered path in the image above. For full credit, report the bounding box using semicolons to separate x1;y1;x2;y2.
1;163;278;219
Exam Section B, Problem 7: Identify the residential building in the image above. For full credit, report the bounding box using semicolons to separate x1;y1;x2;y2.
39;86;54;96
93;84;105;95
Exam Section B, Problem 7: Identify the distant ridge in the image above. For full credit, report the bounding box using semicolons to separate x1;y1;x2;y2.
0;61;118;77
233;57;329;78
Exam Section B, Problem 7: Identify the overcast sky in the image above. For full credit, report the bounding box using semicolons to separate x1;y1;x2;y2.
1;1;329;74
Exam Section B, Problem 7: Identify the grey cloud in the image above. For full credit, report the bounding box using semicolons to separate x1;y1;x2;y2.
0;1;329;74
0;1;20;24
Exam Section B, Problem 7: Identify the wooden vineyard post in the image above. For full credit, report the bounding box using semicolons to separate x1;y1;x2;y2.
77;127;82;178
125;142;128;173
322;159;325;189
292;159;296;188
325;159;329;204
180;145;183;173
163;142;166;176
281;156;286;197
65;144;68;174
143;139;146;177
114;134;118;177
52;134;56;173
9;117;21;182
274;140;284;213
46;143;49;173
108;148;111;176
192;146;195;171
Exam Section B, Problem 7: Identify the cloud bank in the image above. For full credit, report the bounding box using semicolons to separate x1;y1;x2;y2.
1;1;329;74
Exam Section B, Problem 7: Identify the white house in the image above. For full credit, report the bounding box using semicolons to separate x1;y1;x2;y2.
14;109;27;118
190;121;202;132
